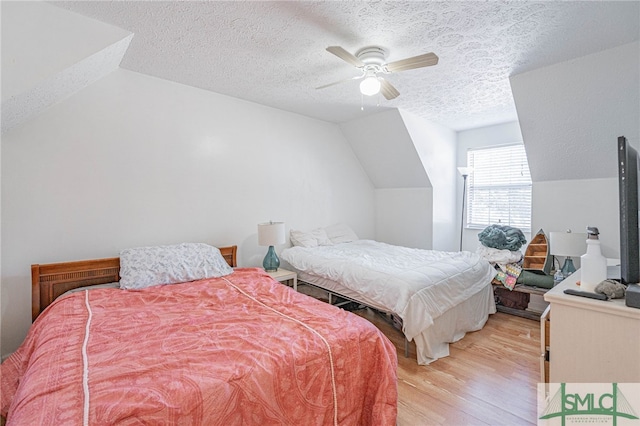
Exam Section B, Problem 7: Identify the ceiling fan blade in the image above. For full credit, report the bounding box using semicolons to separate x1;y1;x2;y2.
385;52;439;73
379;78;400;100
326;46;365;68
316;74;363;90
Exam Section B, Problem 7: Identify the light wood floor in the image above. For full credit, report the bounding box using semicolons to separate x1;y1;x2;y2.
353;309;541;426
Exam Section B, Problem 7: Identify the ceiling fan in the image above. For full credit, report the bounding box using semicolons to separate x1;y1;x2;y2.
317;45;439;100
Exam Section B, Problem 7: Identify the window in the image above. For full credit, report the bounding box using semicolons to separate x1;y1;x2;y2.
465;143;532;232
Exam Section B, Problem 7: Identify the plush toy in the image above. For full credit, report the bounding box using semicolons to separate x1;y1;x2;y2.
594;279;626;299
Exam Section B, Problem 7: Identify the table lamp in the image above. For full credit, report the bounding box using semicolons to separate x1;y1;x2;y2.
550;230;587;276
258;221;286;272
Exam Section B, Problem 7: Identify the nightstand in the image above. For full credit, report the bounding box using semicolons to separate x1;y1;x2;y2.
267;269;298;291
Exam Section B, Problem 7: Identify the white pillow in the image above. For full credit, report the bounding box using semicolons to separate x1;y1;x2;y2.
290;229;317;247
119;243;233;290
324;223;359;244
290;228;332;247
312;228;332;246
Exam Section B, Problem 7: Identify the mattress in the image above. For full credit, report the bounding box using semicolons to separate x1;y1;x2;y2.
282;240;497;364
1;268;398;425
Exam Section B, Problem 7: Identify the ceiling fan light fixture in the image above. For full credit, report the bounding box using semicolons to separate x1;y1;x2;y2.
322;45;438;101
359;76;381;96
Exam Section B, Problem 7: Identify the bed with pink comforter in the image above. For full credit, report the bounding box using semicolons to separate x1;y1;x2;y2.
1;268;397;425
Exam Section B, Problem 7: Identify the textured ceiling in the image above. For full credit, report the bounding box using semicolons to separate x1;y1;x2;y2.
52;1;639;131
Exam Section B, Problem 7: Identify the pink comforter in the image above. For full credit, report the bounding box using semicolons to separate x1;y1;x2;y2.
1;268;397;425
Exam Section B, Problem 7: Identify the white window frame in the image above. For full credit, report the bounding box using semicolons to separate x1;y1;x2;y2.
465;143;532;232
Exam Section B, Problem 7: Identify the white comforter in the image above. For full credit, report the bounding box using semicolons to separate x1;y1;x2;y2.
281;240;496;341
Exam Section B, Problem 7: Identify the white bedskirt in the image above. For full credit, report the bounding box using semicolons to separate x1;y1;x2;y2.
297;271;496;364
282;240;497;364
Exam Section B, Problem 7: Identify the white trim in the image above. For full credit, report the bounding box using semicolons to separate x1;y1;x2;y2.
82;291;93;426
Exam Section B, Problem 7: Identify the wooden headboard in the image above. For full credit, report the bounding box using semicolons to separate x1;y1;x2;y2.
31;245;237;321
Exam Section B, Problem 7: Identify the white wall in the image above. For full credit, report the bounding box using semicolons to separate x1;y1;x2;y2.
533;178;619;261
1;69;375;357
456;121;530;251
375;188;432;249
400;110;458;251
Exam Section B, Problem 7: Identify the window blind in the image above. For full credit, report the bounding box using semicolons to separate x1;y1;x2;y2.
466;144;532;232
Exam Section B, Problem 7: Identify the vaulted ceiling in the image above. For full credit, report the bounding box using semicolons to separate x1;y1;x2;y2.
50;0;640;131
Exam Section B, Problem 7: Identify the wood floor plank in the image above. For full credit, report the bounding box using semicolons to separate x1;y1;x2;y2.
353;309;540;425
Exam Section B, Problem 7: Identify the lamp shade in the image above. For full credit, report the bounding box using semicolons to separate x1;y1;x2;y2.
258;222;285;246
550;231;587;257
457;166;473;177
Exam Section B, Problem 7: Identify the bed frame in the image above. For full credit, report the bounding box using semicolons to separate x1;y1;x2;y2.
31;245;237;321
299;278;411;357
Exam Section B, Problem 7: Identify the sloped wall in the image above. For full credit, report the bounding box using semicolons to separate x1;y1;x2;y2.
339;110;435;249
399;110;457;251
339;109;457;250
339;110;431;189
1;1;132;133
1;1;130;101
511;41;640;258
511;41;639;183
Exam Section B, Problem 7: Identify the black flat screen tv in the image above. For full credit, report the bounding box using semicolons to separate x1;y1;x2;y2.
618;135;640;285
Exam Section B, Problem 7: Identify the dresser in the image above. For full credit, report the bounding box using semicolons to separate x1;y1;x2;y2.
543;270;640;383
